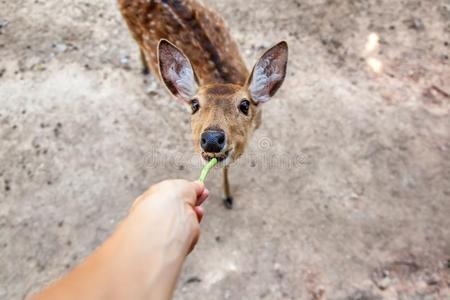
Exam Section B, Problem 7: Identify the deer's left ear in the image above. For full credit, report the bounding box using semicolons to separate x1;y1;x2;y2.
246;41;288;104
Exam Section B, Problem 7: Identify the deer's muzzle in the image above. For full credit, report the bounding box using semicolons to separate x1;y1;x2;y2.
200;130;226;153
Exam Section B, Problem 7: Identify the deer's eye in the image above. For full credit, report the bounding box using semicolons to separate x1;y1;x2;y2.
191;99;200;114
239;99;250;115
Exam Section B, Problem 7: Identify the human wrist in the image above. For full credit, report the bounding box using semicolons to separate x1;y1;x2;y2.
124;198;191;260
105;211;185;297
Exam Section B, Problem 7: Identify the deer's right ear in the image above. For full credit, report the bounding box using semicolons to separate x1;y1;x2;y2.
246;41;288;104
157;39;198;102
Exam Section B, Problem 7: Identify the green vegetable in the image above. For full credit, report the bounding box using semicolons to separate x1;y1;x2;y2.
198;158;218;183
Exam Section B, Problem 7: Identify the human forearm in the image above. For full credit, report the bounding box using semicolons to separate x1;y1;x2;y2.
32;212;185;300
31;180;206;300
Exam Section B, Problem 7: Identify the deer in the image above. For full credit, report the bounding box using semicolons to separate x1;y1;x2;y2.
118;0;288;209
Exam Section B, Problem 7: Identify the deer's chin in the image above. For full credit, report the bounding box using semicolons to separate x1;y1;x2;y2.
201;148;234;166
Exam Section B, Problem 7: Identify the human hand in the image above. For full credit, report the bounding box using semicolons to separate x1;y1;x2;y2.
30;180;209;300
129;179;209;257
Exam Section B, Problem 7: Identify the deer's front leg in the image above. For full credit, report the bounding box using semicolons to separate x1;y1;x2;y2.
140;49;150;75
222;167;233;209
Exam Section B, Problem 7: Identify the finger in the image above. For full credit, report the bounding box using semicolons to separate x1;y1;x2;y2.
184;181;205;207
193;180;205;197
194;206;204;223
196;188;209;206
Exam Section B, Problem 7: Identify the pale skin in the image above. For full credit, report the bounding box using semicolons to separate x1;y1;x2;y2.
30;179;209;300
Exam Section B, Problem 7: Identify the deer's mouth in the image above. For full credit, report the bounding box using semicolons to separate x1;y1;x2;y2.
201;149;232;163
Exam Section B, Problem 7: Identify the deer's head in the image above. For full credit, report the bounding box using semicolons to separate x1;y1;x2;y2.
157;40;288;165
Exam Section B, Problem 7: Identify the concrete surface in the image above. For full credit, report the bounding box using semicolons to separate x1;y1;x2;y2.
1;0;449;299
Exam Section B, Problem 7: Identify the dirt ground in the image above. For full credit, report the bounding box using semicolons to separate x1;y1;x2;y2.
1;0;450;299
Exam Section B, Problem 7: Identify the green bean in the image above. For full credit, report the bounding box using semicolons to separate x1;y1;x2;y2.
198;158;218;183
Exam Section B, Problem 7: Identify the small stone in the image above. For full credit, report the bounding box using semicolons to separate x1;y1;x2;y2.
185;276;201;284
0;20;8;29
321;37;342;49
53;128;60;137
32;63;46;71
407;18;425;31
120;55;131;70
4;179;10;192
54;43;67;53
146;81;158;95
376;276;391;290
258;41;271;51
426;273;440;285
350;192;359;201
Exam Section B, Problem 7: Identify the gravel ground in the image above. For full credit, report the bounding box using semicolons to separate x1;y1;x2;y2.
1;0;449;299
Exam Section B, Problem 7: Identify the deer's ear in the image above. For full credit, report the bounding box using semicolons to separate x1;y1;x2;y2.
158;39;198;102
246;41;288;103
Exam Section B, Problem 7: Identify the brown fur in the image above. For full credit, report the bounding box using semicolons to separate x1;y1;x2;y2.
118;0;248;84
191;84;261;162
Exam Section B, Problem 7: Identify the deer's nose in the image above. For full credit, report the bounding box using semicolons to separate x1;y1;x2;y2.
201;130;226;153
